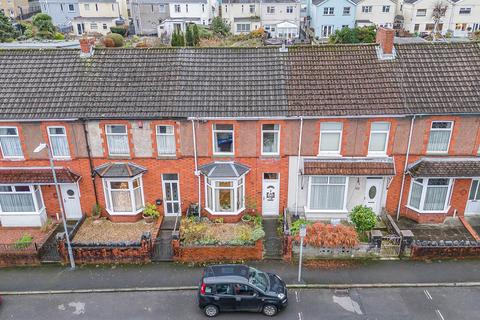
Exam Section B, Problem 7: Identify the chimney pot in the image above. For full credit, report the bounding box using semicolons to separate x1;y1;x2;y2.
376;27;395;59
79;37;95;57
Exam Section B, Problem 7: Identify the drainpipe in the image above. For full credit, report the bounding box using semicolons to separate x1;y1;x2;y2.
294;117;304;218
191;118;201;216
82;119;99;205
396;115;416;221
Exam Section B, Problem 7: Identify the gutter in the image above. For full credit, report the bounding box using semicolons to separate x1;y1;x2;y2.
396;115;416;221
294;117;304;217
191;118;201;215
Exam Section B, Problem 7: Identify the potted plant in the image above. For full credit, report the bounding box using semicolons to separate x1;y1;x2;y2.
142;203;160;223
91;204;102;220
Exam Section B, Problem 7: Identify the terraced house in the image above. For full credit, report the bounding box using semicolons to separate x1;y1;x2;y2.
0;29;479;230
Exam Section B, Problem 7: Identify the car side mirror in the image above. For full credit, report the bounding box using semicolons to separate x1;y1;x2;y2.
253;292;259;297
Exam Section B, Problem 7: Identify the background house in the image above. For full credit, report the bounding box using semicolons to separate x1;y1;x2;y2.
129;0;170;35
308;0;357;38
355;0;396;28
39;0;79;31
222;0;262;35
73;0;129;35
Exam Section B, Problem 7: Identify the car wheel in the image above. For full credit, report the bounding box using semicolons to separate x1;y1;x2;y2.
262;304;278;316
204;305;219;317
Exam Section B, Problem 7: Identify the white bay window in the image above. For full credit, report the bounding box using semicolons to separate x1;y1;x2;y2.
205;176;245;215
0;185;44;214
103;177;144;214
307;176;347;212
408;178;451;212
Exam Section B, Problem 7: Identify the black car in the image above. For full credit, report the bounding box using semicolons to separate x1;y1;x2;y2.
198;264;287;317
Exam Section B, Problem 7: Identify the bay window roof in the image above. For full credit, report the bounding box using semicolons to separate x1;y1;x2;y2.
303;157;395;176
93;162;147;178
0;167;80;184
407;157;480;178
199;162;250;178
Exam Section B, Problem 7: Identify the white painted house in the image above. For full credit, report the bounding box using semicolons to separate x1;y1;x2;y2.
448;0;480;37
222;0;262;35
355;0;397;28
167;0;214;26
261;0;302;38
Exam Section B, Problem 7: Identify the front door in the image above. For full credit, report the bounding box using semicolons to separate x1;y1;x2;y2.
162;174;181;216
364;178;383;215
466;179;480;215
60;184;82;220
262;173;279;215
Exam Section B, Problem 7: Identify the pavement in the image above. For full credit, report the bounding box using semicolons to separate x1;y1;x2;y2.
1;287;479;320
1;260;480;293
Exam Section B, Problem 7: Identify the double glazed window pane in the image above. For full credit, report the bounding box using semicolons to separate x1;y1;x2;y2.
0;127;22;158
214;124;233;154
424;186;448;211
369;122;390;153
107;125;129;155
320;123;342;153
409;182;422;209
309;176;346;210
157;125;175;155
0;192;35;212
469;180;480;201
262;124;279;154
216;189;233;212
427;122;452;152
49;127;70;157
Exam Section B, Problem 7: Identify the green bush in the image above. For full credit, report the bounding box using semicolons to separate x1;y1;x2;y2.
143;203;160;218
36;31;54;39
110;26;127;36
32;13;55;35
329;26;376;44
171;30;185;46
290;218;312;236
0;11;19;42
15;233;33;249
106;33;124;47
54;32;65;40
251;228;265;241
211;16;230;36
198;25;213;39
349;205;377;234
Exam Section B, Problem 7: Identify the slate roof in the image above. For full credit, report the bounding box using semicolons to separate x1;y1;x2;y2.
93;162;147;178
0;42;479;120
199;162;250;178
303;158;396;176
0;168;81;184
407;158;480;178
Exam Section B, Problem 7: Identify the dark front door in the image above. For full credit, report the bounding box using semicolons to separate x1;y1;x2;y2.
233;284;261;312
214;284;236;312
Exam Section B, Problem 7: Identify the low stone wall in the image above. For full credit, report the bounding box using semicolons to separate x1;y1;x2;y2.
58;232;152;265
172;239;263;262
411;240;480;260
291;242;379;260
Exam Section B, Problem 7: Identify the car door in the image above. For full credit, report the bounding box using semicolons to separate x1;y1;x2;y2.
233;283;262;312
214;283;236;311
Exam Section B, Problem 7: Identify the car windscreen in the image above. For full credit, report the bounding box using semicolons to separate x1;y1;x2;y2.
248;267;269;292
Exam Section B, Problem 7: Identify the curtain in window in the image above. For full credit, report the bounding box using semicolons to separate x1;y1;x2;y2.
51;136;70;157
0;193;35;212
111;190;132;212
310;184;328;210
134;187;143;210
157;135;175;155
424;186;448;211
427;131;450;152
409;182;422;209
107;136;129;155
309;177;345;210
0;136;22;157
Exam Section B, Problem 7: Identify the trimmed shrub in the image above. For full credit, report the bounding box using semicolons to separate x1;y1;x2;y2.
110;26;127;36
105;33;124;47
103;37;115;47
349;205;377;234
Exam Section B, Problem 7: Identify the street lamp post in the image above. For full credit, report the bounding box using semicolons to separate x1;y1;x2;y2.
34;143;75;270
297;224;306;283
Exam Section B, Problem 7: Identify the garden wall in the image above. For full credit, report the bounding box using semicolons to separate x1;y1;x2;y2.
57;232;152;265
290;242;380;260
0;248;40;267
172;239;263;262
411;240;480;260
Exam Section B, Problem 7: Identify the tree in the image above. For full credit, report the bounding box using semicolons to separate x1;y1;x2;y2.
0;11;18;42
329;26;376;44
211;17;230;36
192;24;200;46
185;24;194;46
32;13;56;39
432;2;448;41
171;30;185;47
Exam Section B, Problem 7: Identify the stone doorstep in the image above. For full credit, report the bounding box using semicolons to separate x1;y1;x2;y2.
459;216;480;241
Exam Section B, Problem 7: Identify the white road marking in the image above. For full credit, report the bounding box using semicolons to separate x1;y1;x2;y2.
333;295;363;315
424;289;433;300
295;290;300;303
436;309;445;320
68;302;86;315
298;311;303;320
57;304;66;311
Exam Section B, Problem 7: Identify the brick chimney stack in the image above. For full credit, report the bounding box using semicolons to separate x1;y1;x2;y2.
79;37;95;57
376;27;395;59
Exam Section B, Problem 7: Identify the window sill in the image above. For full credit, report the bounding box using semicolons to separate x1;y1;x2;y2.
213;154;235;158
304;206;348;214
426;151;449;155
106;208;144;216
367;153;388;158
157;155;177;160
108;155;132;160
52;157;72;161
260;154;281;159
405;205;450;215
1;157;25;161
0;211;41;216
316;153;342;158
204;207;245;216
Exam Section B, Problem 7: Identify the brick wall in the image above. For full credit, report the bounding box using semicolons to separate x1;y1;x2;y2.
411;244;480;260
172;239;263;262
0;251;40;267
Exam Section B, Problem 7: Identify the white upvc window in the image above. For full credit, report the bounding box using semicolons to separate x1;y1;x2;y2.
205;176;245;215
68;4;75;12
0;127;23;159
103;177;144;215
249;4;255;13
459;7;471;15
426;121;453;153
236;23;251;33
261;124;280;155
159;4;166;12
90;23;98;30
362;6;372;13
213;124;234;155
156;125;176;156
84;3;89;10
323;7;334;15
106;125;129;156
48;126;70;159
307;176;348;212
174;4;181;13
0;185;44;214
416;9;427;16
286;6;293;13
408;178;451;212
368;122;390;156
267;6;275;14
343;7;350;15
382;5;390;13
318;122;342;155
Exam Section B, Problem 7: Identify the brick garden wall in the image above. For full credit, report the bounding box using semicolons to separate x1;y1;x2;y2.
0;251;40;267
172;239;263;263
411;243;480;260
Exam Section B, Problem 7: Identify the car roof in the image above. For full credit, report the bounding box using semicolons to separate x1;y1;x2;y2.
203;264;251;283
203;275;250;285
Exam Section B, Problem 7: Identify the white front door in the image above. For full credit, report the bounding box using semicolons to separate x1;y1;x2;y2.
162;174;181;216
364;178;383;215
262;173;280;215
466;179;480;215
60;184;82;220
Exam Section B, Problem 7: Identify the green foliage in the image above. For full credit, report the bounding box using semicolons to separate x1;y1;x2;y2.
143;203;160;218
110;26;127;36
53;32;65;40
329;26;376;44
213;218;224;224
251;227;265;241
91;204;102;217
171;30;185;47
241;214;262;227
211;17;230;36
185;24;194;46
40;217;53;233
32;13;56;37
15;233;33;249
106;33;124;47
197;25;213;39
290;218;313;236
471;30;480;41
192;24;200;46
349;205;377;234
0;11;18;42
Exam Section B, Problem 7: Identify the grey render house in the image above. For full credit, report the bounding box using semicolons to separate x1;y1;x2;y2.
130;0;170;35
39;0;79;30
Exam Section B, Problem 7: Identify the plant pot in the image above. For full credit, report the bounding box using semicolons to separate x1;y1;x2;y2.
143;214;154;224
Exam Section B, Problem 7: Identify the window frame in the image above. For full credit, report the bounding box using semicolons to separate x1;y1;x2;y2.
249;4;255;13
343;6;350;16
0;184;45;215
267;6;275;14
174;4;181;13
286;6;293;14
426;121;453;154
212;124;234;156
0;126;23;159
47;126;71;159
105;124;130;157
68;4;75;12
84;3;90;10
407;178;452;213
236;23;251;33
323;7;334;15
382;5;390;13
102;176;145;215
459;7;471;15
306;176;348;213
261;124;280;156
318;122;343;156
156;125;176;156
362;6;372;13
367;122;390;156
159;4;166;12
416;9;427;17
204;176;245;215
